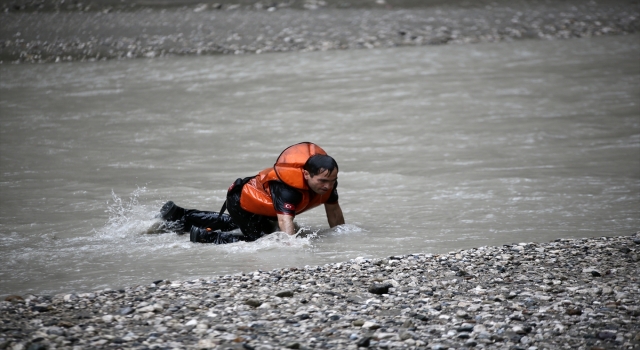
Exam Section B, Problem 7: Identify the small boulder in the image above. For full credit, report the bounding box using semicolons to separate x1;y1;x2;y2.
368;283;392;295
119;307;134;315
276;290;294;298
566;308;582;316
245;299;262;307
357;336;372;347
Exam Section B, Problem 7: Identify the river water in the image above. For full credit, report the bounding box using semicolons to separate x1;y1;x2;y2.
1;34;638;297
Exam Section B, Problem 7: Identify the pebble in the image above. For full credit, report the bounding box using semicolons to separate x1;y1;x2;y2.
1;232;638;349
1;0;638;63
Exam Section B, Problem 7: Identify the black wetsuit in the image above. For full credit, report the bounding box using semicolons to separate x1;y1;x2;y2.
169;177;338;244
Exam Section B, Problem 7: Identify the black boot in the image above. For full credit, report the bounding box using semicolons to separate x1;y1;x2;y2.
189;226;240;244
189;225;203;242
160;201;185;221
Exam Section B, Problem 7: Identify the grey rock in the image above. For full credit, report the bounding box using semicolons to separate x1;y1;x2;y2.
31;304;50;312
457;323;474;332
368;283;392;295
118;306;134;315
45;326;65;336
245;299;262;307
597;331;617;340
566;308;582;316
356;336;372;347
27;344;48;350
276;290;294;298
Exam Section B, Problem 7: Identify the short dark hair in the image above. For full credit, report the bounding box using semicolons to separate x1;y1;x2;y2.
304;154;339;176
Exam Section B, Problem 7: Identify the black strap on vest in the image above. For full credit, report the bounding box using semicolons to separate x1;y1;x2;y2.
218;200;227;217
218;177;253;217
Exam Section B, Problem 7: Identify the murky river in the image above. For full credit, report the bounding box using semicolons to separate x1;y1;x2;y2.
1;34;638;297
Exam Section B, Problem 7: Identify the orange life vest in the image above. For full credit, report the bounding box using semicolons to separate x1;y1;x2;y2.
239;142;335;217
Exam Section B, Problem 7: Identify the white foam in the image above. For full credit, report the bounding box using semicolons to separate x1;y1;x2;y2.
219;231;314;254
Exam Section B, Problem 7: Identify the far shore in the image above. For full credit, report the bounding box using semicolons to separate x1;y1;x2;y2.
1;0;638;64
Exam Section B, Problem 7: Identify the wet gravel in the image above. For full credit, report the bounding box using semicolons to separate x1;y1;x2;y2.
2;233;638;349
1;0;639;63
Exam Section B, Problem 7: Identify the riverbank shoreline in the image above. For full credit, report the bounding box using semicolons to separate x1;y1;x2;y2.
2;233;638;349
1;0;639;64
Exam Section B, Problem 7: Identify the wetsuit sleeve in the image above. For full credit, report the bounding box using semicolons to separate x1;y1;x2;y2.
327;181;339;204
269;181;303;216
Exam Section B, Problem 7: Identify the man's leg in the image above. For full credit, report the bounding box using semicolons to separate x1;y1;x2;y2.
159;201;238;234
182;210;238;232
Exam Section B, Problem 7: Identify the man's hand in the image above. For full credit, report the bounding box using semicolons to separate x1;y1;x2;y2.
277;213;297;235
325;202;345;228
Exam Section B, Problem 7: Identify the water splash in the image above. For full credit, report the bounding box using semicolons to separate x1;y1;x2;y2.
328;224;366;235
99;187;159;240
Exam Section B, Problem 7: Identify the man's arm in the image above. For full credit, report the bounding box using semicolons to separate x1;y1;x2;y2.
325;202;345;228
277;214;297;235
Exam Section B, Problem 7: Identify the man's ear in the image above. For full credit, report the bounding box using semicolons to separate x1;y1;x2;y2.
303;170;311;180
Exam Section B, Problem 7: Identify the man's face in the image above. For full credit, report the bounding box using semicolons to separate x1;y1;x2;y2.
303;168;338;195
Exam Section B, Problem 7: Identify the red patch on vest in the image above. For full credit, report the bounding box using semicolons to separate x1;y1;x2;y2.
283;203;295;210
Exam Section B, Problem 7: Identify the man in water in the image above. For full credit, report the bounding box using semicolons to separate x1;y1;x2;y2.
157;142;345;244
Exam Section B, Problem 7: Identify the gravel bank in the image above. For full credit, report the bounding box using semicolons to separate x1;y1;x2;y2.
1;0;639;63
2;233;638;350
